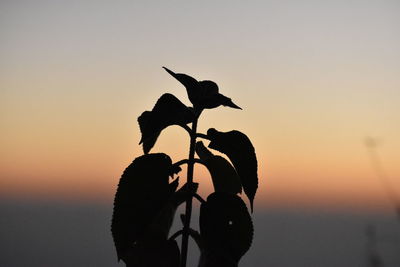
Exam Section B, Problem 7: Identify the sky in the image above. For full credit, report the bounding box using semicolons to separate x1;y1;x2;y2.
1;0;400;213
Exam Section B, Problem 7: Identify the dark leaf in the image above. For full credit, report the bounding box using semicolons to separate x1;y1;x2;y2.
207;128;258;212
111;153;179;262
200;192;254;264
198;250;238;267
138;93;194;154
123;239;180;267
163;67;199;95
196;141;242;194
171;182;199;207
137;111;157;154
163;67;241;111
213;93;241;109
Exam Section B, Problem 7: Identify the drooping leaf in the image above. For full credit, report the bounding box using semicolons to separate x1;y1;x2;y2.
163;67;241;111
200;192;254;264
137;111;157;154
207;128;258;212
196;141;242;194
111;153;180;262
138;93;194;154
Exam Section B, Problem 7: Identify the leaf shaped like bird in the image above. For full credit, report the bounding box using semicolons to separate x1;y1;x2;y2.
207;128;258;212
163;67;241;111
138;93;194;154
200;192;254;264
111;153;180;262
196;141;242;194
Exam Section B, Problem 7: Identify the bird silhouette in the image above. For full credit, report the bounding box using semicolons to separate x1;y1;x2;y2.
163;67;241;112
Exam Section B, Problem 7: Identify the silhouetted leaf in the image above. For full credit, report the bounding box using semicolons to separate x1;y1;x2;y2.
163;67;241;111
196;141;242;194
198;251;238;267
171;181;199;208
207;128;258;212
123;239;180;267
138;93;194;154
111;153;180;262
200;192;253;264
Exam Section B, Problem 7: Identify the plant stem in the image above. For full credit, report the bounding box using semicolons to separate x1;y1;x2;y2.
180;116;198;267
196;133;210;140
173;158;205;169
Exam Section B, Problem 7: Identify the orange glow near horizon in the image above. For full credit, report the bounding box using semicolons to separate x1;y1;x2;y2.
1;130;399;214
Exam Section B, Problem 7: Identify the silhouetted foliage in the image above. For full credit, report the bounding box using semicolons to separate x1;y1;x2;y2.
138;93;194;154
122;239;181;267
112;67;259;267
200;193;253;265
163;67;241;112
207;128;258;212
196;141;242;195
111;153;180;261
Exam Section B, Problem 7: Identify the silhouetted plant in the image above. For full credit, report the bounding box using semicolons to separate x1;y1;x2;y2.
111;67;259;267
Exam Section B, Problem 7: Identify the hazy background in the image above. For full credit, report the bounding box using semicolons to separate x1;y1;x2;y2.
1;0;399;266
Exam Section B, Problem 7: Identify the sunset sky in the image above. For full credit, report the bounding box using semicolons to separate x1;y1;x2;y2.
1;0;399;213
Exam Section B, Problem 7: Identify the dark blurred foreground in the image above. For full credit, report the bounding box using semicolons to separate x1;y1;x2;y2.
1;199;399;267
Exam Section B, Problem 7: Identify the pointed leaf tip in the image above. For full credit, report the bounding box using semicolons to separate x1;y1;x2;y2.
162;66;175;77
217;94;242;110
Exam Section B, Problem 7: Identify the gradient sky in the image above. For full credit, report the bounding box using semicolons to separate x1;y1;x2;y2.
1;0;399;212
